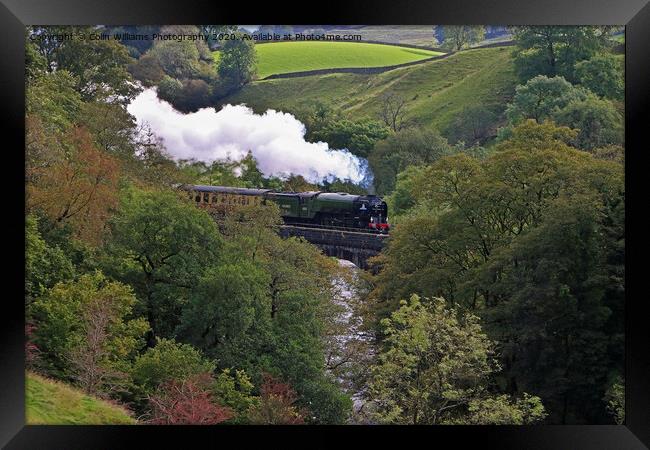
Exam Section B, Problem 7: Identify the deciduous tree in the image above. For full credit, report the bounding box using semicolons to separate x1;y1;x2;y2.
553;94;623;150
26;70;82;135
510;26;614;83
27;126;121;246
575;53;624;100
31;272;149;392
25;214;75;302
307;116;390;159
437;26;486;51
379;92;408;132
368;127;456;195
104;187;223;341
175;261;272;372
211;368;258;423
131;338;216;394
247;374;307;424
504;75;588;125
146;373;233;424
30;26;141;104
446;105;498;145
217;33;257;88
368;295;545;424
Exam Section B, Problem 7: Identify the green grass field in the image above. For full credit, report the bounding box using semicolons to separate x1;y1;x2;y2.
214;41;444;79
26;372;136;425
216;46;517;136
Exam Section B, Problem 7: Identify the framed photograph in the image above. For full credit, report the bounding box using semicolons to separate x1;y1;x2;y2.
1;0;648;448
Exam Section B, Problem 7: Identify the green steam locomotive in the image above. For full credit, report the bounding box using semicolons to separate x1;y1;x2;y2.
182;184;390;232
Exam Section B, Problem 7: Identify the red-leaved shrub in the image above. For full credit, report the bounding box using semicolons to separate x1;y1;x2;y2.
146;373;233;425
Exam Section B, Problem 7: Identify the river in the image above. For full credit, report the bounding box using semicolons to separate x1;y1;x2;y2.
327;259;377;424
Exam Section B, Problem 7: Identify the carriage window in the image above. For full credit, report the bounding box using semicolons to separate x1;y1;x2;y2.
195;193;201;202
202;192;209;203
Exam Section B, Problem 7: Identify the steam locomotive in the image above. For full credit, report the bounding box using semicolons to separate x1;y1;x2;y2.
182;184;390;232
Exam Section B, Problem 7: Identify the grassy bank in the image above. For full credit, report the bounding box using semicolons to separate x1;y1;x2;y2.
26;372;136;425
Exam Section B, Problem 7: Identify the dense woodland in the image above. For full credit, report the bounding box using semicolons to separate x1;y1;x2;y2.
25;25;624;425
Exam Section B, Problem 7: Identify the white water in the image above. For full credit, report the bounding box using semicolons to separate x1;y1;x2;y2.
327;259;376;423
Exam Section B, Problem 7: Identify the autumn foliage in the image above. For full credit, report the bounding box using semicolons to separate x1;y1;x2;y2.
247;374;307;425
27;126;120;246
146;373;233;425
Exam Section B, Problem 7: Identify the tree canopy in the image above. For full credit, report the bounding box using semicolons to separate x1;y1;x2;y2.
510;26;614;83
369;120;624;423
368;127;459;195
437;26;486;51
217;33;258;88
368;295;546;425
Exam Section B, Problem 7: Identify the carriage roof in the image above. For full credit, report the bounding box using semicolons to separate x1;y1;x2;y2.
185;185;272;196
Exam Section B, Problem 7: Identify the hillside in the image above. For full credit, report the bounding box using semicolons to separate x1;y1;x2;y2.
315;26;439;47
255;26;511;48
216;45;517;137
214;41;444;79
26;372;136;425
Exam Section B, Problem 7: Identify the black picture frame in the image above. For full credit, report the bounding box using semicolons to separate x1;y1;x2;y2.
1;1;648;448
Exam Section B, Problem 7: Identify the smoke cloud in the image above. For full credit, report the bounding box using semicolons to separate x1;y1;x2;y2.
127;88;367;183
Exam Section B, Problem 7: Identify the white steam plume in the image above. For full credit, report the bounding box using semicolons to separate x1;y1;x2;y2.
127;88;366;184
